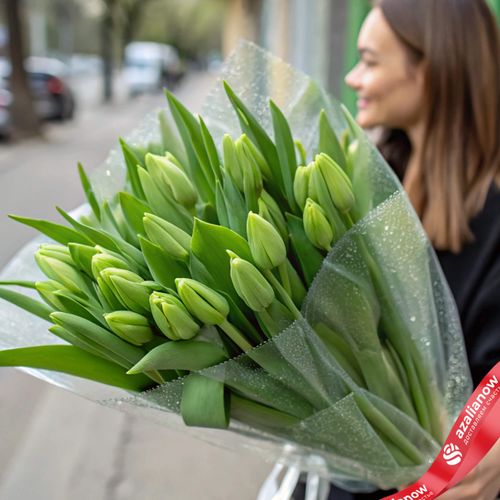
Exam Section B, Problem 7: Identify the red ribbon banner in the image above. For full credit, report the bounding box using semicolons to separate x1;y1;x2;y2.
380;362;500;500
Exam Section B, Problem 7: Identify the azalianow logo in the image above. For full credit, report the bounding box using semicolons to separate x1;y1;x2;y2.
443;443;462;466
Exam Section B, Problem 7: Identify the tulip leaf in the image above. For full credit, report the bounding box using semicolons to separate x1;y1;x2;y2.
53;291;107;327
199;116;222;182
190;218;253;308
139;236;190;289
319;110;347;171
286;214;324;286
215;180;229;228
50;312;145;368
128;340;227;373
0;345;152;392
270;100;298;214
220;169;247;237
181;373;229;428
158;109;188;166
0;286;53;322
166;90;215;205
119;192;151;236
8;215;92;246
119;138;146;200
77;162;101;221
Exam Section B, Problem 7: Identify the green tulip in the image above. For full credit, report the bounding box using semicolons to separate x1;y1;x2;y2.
91;252;129;281
303;198;334;251
258;190;288;244
143;212;191;261
150;291;200;340
314;153;355;213
227;251;274;312
36;280;69;310
165;152;186;172
222;134;244;190
145;153;197;209
68;243;99;277
246;212;286;270
294;163;313;210
35;247;89;295
235;138;263;195
104;310;154;346
175;278;229;325
100;268;150;315
238;134;272;180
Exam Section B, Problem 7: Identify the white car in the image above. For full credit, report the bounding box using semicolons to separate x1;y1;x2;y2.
123;42;183;96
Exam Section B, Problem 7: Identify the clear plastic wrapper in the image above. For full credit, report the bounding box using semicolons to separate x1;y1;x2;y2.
0;41;472;491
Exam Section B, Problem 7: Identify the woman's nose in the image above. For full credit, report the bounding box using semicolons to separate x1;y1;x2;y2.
345;64;361;90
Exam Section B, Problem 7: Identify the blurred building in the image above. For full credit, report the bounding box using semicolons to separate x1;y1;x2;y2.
222;0;370;109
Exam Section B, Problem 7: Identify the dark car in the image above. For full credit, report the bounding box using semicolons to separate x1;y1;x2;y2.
0;57;76;121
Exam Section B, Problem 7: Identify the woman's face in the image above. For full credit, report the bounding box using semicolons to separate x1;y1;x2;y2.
345;7;425;130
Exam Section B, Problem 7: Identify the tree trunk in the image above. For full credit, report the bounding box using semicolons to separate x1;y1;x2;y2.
101;0;116;102
5;0;41;137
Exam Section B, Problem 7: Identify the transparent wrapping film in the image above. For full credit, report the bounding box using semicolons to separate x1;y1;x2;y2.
0;41;472;491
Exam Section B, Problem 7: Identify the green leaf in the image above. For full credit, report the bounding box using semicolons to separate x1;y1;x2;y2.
8;215;92;246
0;345;152;392
77;162;101;221
158;109;188;166
119;192;151;236
166;91;215;205
128;340;227;373
270;100;298;214
139;236;190;289
119;138;146;200
319;110;347;172
0;286;53;322
53;291;107;327
181;373;229;428
221;169;247;237
199;116;222;182
0;280;37;289
286;214;324;286
215;180;229;228
190;218;253;308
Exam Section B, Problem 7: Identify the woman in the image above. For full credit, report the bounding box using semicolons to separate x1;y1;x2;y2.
295;1;500;498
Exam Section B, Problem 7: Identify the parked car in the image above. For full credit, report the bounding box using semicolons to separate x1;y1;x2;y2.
0;56;76;121
123;42;184;96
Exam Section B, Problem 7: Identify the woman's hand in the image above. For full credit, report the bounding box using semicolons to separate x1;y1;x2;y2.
438;439;500;499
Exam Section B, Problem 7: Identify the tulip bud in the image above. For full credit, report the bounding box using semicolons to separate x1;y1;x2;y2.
68;243;100;277
222;134;244;191
294;163;313;210
246;212;286;270
314;153;355;213
258;190;288;244
303;198;334;251
165;152;185;172
227;251;274;312
100;268;150;315
238;134;272;180
236;138;263;195
36;280;69;310
150;291;200;340
35;247;89;295
143;213;191;261
104;310;154;346
145;153;197;209
175;278;229;325
91;252;129;281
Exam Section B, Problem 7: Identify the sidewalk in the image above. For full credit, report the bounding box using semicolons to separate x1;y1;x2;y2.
0;71;272;500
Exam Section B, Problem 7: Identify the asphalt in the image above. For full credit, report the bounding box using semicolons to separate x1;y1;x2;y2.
0;71;272;500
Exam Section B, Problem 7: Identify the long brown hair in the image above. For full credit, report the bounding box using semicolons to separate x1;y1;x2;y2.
375;0;500;253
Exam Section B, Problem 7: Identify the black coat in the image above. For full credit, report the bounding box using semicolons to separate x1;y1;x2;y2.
296;183;500;500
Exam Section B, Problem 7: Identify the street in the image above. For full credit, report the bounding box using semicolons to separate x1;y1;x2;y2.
0;71;272;500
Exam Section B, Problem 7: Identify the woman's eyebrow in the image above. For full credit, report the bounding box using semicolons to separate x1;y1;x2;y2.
358;47;378;56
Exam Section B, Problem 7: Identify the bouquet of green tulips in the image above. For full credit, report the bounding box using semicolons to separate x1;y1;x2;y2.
0;42;472;491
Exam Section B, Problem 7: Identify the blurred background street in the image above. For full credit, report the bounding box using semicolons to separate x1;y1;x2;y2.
0;0;499;499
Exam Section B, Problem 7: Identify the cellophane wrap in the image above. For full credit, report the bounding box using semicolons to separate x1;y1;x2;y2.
0;41;472;492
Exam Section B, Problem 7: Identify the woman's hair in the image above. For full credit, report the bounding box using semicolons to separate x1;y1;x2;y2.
374;0;500;253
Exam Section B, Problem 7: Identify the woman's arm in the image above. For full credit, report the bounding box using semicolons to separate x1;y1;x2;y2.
438;439;500;500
